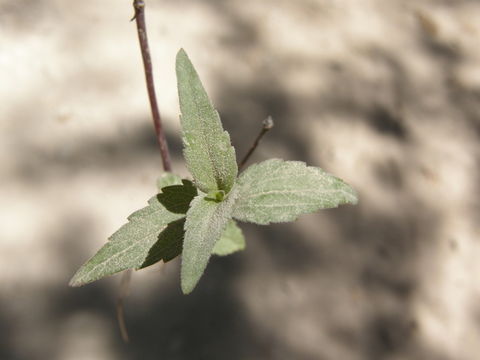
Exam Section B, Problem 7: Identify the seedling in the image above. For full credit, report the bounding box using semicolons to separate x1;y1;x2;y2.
69;49;358;294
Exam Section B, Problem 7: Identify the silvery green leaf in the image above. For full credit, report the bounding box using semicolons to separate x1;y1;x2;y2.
212;220;246;256
69;195;184;287
232;159;358;225
157;172;182;191
129;179;197;221
157;180;198;214
139;218;186;268
181;188;239;294
69;180;197;287
176;49;237;193
142;217;245;269
142;217;246;269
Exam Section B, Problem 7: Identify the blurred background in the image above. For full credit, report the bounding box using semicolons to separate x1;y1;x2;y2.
1;0;480;359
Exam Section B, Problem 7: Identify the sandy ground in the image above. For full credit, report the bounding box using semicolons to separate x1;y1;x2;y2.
1;0;480;359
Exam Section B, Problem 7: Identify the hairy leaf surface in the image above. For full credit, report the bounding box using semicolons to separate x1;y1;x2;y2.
176;49;237;193
69;196;183;287
140;217;244;268
157;180;198;214
139;218;186;268
181;189;238;294
232;159;358;225
212;220;245;256
157;172;182;191
69;180;198;287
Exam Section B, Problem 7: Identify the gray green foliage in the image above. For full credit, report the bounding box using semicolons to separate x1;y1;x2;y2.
70;175;243;287
176;49;237;193
158;180;197;214
69;194;184;287
70;49;357;294
181;189;239;294
157;172;182;190
233;159;358;225
212;220;245;256
140;218;185;268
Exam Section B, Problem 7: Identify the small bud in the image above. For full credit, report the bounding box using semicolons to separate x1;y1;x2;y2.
263;116;274;130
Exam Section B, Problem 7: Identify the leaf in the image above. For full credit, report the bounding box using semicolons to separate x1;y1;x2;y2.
157;180;198;214
232;159;358;225
142;216;246;269
157;172;182;191
69;195;184;287
142;218;245;268
139;218;186;268
212;220;246;256
181;188;239;294
129;179;196;221
205;189;225;202
69;179;198;287
176;49;238;194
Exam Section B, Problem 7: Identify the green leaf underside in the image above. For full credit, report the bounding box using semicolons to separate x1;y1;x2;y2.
232;159;358;225
212;220;245;256
69;180;197;287
176;49;237;193
181;189;239;294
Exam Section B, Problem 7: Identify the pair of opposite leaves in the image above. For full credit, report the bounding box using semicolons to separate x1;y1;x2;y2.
69;49;358;294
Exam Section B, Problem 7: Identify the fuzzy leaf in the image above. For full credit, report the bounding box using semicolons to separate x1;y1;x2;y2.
176;49;237;193
129;180;196;221
142;218;246;268
69;180;197;286
157;180;198;214
232;159;358;225
181;189;238;294
69;195;184;287
139;218;186;268
212;220;246;256
157;172;182;191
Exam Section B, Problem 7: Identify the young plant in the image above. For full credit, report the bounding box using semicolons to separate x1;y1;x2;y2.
69;49;358;294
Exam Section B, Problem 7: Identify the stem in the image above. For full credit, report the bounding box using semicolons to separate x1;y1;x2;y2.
116;268;132;343
239;116;274;170
132;0;172;172
116;1;174;343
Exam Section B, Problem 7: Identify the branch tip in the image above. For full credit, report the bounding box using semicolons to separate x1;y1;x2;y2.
262;116;274;130
239;116;274;170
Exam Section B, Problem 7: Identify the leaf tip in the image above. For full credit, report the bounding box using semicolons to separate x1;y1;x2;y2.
176;48;189;65
349;193;359;205
343;184;359;205
68;274;84;288
180;277;196;295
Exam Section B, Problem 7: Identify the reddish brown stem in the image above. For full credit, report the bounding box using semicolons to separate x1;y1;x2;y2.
239;116;274;170
133;0;172;172
116;268;132;343
117;1;174;343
